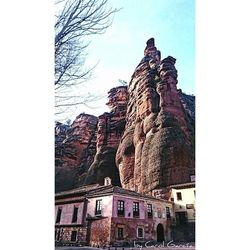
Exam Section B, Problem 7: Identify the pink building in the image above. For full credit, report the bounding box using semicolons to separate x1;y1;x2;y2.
55;182;173;247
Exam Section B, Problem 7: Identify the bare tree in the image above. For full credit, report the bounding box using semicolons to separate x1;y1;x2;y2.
55;0;119;119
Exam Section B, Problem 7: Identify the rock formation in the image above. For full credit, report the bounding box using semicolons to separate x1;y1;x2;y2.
55;38;195;195
116;38;195;196
179;89;195;121
81;86;128;186
55;113;98;192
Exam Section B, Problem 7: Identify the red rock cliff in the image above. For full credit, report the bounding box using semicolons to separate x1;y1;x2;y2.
55;38;195;194
116;38;195;196
55;113;98;192
80;86;128;186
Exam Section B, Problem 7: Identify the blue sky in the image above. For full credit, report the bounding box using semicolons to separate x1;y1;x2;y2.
68;0;194;120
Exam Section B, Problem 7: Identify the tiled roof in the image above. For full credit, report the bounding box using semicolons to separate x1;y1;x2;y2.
55;184;100;198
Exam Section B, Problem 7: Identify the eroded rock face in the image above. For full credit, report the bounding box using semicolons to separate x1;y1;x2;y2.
179;89;195;121
82;86;128;186
116;38;195;195
55;113;98;192
55;38;195;194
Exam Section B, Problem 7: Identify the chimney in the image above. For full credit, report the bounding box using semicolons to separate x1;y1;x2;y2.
104;177;111;186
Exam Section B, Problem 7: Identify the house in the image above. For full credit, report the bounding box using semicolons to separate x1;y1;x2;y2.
167;182;195;242
55;184;99;246
55;179;174;246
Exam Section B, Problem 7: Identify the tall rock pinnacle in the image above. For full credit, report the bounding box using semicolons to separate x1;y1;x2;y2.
116;38;194;196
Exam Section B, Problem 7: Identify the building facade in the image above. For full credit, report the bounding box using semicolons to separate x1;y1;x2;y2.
167;182;195;242
55;183;173;246
55;184;99;246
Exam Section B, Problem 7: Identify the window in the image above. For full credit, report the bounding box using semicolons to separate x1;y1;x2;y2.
72;206;78;223
194;190;196;197
117;200;125;216
177;192;182;201
133;202;139;217
56;207;62;223
171;197;174;202
70;230;77;242
147;204;153;218
137;227;144;238
95;200;102;215
166;207;171;219
56;229;61;241
117;227;124;239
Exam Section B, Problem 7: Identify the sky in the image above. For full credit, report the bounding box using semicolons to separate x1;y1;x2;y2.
62;0;195;121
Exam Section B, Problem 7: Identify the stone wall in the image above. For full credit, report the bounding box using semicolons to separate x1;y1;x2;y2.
110;217;171;246
55;226;86;246
88;217;111;247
